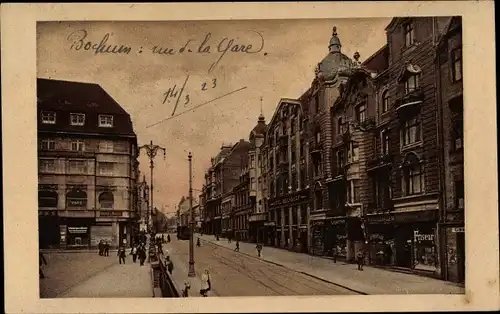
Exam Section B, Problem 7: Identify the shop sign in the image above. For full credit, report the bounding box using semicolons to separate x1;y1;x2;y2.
365;213;395;223
39;184;58;191
311;220;325;227
68;226;88;234
413;230;435;242
264;221;276;227
451;227;465;233
330;219;346;226
369;233;384;241
100;211;123;217
68;199;87;206
268;189;309;207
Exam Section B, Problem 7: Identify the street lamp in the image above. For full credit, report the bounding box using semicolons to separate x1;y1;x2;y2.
188;152;196;277
144;184;150;232
139;140;166;236
138;175;149;232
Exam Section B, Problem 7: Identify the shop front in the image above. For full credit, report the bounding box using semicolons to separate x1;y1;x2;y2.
66;223;92;249
310;219;326;256
263;221;276;246
443;225;465;283
365;210;439;275
329;218;348;260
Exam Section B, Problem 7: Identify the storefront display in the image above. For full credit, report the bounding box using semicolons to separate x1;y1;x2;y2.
66;225;90;247
413;226;437;271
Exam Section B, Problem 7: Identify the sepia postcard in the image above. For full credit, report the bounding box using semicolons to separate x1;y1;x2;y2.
2;2;499;313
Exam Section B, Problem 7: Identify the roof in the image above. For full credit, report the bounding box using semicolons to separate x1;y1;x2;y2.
37;78;136;137
362;44;389;74
315;26;354;81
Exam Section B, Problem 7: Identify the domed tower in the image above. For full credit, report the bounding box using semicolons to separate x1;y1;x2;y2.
315;26;355;82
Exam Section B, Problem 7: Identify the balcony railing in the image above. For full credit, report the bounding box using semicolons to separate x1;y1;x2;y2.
310;142;322;156
395;88;424;112
366;153;392;171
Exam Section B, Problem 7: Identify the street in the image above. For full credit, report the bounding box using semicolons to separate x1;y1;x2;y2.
164;237;358;296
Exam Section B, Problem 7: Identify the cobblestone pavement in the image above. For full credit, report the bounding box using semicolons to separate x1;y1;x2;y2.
196;234;465;295
163;237;358;296
40;252;118;298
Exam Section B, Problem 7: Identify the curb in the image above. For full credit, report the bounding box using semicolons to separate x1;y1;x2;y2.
200;238;368;295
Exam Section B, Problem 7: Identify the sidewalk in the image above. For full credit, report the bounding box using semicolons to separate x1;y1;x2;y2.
197;234;465;295
58;255;153;298
161;242;217;297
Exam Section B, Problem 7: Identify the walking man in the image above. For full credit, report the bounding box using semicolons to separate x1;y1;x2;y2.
234;240;240;252
131;245;138;263
118;245;126;264
104;241;110;256
39;252;47;279
139;246;146;266
256;243;262;257
196;237;201;247
166;255;174;275
98;240;104;256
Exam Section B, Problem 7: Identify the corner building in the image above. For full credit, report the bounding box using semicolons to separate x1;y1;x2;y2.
37;78;140;249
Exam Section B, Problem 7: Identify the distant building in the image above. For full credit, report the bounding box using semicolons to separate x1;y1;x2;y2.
37;78;140;249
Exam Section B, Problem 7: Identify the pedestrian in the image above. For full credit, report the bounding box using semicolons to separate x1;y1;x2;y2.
199;269;211;297
234;240;240;252
196;237;201;247
131;245;138;263
228;236;231;244
39;252;47;279
139;246;146;266
118;245;126;264
162;234;165;243
165;255;174;274
256;243;262;257
182;281;191;297
104;241;110;256
98;240;104;256
332;245;338;263
167;234;171;243
356;249;365;271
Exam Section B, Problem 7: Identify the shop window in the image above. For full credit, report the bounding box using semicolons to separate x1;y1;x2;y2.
38;190;58;208
382;90;390;113
402;117;421;146
99;191;114;209
66;189;87;207
403;21;415;48
451;47;462;82
300;204;307;225
455;180;465;210
413;227;437;271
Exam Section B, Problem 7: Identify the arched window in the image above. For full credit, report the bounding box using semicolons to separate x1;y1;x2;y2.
402;153;424;195
66;189;87;207
382;91;390;113
39;190;58;208
99;192;114;209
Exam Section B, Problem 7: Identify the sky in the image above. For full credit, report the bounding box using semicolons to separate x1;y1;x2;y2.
37;18;391;216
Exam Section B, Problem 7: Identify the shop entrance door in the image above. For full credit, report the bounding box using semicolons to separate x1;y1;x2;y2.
395;226;412;268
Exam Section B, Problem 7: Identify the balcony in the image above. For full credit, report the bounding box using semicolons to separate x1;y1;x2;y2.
395;88;424;114
332;167;346;181
357;117;376;131
279;134;288;146
310;142;322;157
366;153;392;171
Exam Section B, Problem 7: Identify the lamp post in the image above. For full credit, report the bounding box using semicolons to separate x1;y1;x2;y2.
188;152;196;277
139;140;166;235
138;175;149;232
144;184;150;232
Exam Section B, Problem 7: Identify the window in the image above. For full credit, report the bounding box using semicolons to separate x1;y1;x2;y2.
452;119;464;151
41;139;55;151
250;155;255;168
451;47;462;82
404;75;419;94
71;140;85;152
291;118;296;134
314;93;320;113
356;103;366;122
404;21;415;47
405;163;423;195
66;189;87;207
38;190;58;208
69;160;87;174
337;150;345;169
39;159;55;173
382;91;390;113
41;111;56;124
300;168;306;189
315;131;321;144
299;140;304;157
98;141;114;153
337;117;343;134
99;192;114;209
70;113;85;126
353;181;360;203
351;142;359;162
314;190;323;210
314;161;321;177
382;129;391;154
99;115;114;127
455;180;464;210
402;118;421;146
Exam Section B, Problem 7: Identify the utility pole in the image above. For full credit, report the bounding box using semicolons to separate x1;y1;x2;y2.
188;152;196;277
139;140;166;234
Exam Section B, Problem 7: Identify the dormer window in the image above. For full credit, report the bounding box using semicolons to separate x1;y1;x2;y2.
70;113;85;126
99;115;114;127
41;111;56;124
404;21;415;48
